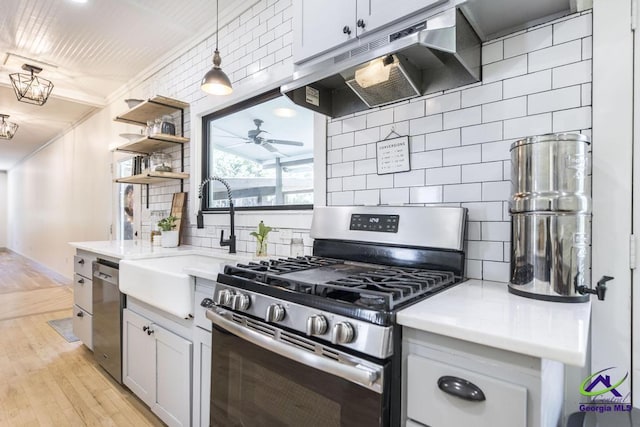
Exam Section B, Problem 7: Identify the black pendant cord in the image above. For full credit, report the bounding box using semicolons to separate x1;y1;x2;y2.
216;0;219;51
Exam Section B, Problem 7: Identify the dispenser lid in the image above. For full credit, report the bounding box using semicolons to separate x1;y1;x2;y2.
510;133;591;151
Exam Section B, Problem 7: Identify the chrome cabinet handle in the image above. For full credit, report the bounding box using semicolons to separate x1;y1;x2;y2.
437;376;486;402
343;25;351;35
357;19;365;29
143;325;154;336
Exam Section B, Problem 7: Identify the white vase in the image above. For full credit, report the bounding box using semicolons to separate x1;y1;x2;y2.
161;230;179;248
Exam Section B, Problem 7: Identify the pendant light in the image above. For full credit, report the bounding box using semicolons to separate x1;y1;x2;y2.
9;64;54;106
201;0;233;95
0;115;19;140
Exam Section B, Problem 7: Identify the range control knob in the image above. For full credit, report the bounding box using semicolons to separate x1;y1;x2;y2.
231;292;251;311
331;322;355;344
306;314;328;336
215;289;233;307
265;304;285;323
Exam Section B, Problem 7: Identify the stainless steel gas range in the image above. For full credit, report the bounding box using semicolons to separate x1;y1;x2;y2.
203;206;467;427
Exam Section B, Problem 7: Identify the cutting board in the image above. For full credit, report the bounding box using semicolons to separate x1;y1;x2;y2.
171;192;187;245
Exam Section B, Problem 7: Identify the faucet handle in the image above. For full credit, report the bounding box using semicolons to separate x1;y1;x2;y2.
220;229;228;245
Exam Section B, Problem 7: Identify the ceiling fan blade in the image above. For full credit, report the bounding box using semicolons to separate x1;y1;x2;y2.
261;142;289;157
214;135;249;140
264;139;304;146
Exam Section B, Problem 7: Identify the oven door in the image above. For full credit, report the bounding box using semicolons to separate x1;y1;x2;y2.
206;306;390;427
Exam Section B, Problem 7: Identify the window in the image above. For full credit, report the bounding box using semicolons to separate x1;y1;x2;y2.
202;89;314;211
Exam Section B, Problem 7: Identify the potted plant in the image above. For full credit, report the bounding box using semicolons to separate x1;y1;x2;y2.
251;220;273;257
158;215;179;248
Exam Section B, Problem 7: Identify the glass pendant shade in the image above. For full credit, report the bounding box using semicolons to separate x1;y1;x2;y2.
9;64;54;106
201;0;232;96
0;115;19;140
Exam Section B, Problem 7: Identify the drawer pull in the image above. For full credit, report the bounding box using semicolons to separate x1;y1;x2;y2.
78;259;85;265
78;278;85;284
76;311;84;318
437;376;486;402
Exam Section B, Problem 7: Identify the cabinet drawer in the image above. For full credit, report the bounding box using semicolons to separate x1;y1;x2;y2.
73;274;92;313
74;254;94;278
73;305;93;350
407;354;527;427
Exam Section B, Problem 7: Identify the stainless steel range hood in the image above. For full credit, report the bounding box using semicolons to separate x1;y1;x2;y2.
281;8;481;118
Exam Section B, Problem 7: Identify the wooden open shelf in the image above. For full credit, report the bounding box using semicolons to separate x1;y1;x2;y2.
115;171;189;185
114;96;189;127
113;134;189;154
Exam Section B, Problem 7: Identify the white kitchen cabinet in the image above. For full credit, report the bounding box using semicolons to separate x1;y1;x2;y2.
293;0;446;63
72;251;96;350
123;308;192;427
403;328;564;427
193;326;212;427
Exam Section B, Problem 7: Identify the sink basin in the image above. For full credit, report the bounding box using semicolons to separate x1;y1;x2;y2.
119;254;231;318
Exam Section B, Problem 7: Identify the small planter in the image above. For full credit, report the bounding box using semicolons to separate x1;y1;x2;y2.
161;230;179;248
255;237;268;257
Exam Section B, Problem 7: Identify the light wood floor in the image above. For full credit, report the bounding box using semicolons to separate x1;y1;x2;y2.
0;250;164;426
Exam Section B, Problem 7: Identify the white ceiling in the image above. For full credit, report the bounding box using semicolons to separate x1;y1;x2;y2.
0;0;244;171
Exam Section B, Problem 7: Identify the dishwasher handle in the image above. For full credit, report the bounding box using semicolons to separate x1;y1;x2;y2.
92;261;119;286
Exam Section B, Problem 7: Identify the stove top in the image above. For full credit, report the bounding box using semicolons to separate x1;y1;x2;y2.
223;256;457;311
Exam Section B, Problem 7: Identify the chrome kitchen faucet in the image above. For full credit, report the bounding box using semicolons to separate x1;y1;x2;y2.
197;176;236;253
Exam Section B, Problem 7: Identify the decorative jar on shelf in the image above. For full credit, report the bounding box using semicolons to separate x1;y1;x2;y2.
150;152;172;172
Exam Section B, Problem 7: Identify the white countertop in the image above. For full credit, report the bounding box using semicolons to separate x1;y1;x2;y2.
397;279;591;367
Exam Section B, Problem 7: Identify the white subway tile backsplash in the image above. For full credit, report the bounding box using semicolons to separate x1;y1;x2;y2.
581;83;591;106
467;222;481;240
354;159;378;175
411;150;443;168
327;121;342;136
553;106;591;132
410;135;426;152
467;241;503;261
355;127;380;146
582;36;592;60
380;188;409;204
462;202;504;221
466;260;483;279
503;70;552;99
425;92;461;115
343;115;367;132
332;132;355;149
462;162;503;183
482;222;511;242
483;55;528;83
482;41;503;65
482;140;512;162
331;162;354;177
366;143;377;159
552;60;592;89
343;175;366;190
503;161;511;180
425;129;460;150
367;173;394;189
331;191;354;206
394;170;425;187
461;122;503;145
410;115;442;135
444;183;482;203
409;186;442;203
354;189;380;205
504;26;552;58
394;100;425;121
482;181;511;201
426;166;461;185
528;85;581;115
327;178;342;192
461;82;502;108
483;261;510;282
367;109;394;127
327;150;342;164
554;14;592;45
342;145;367;162
503;113;552;139
483;97;527;122
528;40;582;73
443;107;481;130
443;145;481;166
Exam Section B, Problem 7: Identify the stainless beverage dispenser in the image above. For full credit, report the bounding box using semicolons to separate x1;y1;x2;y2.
508;133;594;302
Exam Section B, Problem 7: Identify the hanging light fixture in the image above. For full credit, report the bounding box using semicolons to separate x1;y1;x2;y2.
9;64;54;106
0;115;19;140
201;0;233;95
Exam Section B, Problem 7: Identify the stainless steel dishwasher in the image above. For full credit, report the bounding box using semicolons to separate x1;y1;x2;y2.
92;259;125;384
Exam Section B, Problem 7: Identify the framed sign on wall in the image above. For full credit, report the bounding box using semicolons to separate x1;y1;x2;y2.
376;134;410;175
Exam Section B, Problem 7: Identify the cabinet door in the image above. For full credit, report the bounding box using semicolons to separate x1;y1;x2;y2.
193;327;212;427
72;305;93;350
154;323;192;427
355;0;445;36
123;309;155;407
73;274;92;313
293;0;356;63
73;254;94;278
407;354;527;427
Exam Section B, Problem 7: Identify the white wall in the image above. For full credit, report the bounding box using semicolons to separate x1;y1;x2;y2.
326;11;593;282
0;171;7;248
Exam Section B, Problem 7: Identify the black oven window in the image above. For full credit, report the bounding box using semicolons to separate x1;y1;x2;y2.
202;88;315;211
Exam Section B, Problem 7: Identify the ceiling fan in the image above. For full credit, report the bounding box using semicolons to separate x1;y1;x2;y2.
221;119;304;156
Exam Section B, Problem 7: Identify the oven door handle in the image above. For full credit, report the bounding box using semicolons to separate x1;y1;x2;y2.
206;307;383;393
